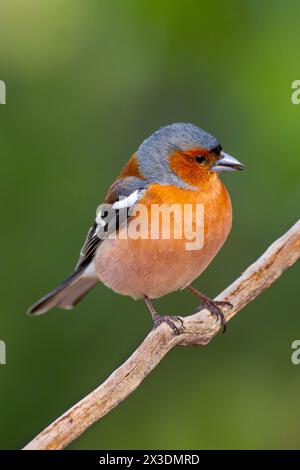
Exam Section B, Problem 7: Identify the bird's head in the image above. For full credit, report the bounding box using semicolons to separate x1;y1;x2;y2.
137;123;245;189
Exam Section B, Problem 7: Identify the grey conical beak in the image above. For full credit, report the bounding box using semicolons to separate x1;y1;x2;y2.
211;151;245;172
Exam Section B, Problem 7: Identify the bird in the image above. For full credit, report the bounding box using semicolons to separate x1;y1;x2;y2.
27;123;245;333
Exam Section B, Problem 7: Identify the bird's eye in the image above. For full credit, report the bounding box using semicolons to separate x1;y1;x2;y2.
195;156;206;164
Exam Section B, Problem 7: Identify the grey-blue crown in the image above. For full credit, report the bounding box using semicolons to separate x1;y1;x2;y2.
136;123;220;189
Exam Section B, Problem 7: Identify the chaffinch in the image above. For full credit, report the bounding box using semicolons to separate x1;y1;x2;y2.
28;123;245;332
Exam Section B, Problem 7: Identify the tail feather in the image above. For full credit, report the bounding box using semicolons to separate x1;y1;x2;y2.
27;265;98;316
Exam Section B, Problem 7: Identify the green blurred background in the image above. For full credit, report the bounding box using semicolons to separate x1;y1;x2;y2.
0;0;299;450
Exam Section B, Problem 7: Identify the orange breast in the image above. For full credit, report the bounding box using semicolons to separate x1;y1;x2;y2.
94;175;232;299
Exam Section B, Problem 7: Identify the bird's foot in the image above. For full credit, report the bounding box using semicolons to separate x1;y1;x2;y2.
199;298;231;332
152;313;183;335
186;286;232;333
143;296;183;335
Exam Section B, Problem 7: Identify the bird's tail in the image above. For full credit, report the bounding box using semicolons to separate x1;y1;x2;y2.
27;264;98;316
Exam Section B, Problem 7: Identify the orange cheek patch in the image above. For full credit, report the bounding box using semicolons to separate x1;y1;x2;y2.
169;149;210;187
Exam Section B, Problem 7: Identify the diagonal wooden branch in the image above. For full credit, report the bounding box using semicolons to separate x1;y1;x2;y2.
24;220;300;450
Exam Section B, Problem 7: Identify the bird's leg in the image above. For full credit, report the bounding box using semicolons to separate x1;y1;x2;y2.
143;296;183;335
186;285;232;332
